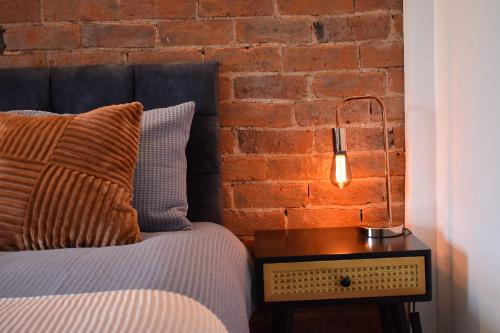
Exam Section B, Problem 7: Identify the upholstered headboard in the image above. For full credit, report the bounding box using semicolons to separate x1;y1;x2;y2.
0;61;222;224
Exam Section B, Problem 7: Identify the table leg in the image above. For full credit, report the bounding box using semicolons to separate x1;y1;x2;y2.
379;303;410;333
272;304;294;333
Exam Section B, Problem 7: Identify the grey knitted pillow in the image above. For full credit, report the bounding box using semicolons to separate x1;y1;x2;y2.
10;102;195;232
133;102;195;231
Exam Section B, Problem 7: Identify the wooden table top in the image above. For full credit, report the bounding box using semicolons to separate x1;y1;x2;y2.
255;227;429;260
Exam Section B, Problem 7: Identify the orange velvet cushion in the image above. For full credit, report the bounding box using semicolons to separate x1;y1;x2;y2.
0;103;144;251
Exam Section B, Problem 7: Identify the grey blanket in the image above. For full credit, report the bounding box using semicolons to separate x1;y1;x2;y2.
0;290;229;333
0;223;253;333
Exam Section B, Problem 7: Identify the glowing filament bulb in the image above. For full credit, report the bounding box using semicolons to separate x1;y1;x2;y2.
330;128;352;188
331;152;352;188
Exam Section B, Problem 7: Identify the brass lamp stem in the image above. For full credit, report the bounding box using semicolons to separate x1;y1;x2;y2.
335;96;394;228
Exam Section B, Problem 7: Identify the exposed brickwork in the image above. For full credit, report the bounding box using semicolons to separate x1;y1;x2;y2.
158;20;233;46
4;25;80;50
312;72;386;97
238;129;314;154
235;18;313;44
121;0;197;19
360;41;404;68
0;0;40;23
220;102;294;127
0;0;405;237
200;0;273;17
234;75;308;100
315;14;391;43
206;46;281;73
278;0;353;15
82;24;155;48
283;45;358;71
43;0;120;21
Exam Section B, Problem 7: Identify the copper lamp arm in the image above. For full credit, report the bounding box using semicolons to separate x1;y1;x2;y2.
335;95;395;228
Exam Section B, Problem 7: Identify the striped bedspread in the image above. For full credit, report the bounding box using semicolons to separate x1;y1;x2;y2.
0;223;253;333
0;289;229;333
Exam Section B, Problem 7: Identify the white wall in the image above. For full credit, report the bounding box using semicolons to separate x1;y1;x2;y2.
403;0;438;331
406;0;500;332
434;0;500;332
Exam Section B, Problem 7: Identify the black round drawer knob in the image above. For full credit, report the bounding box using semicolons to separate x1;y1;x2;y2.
340;276;351;288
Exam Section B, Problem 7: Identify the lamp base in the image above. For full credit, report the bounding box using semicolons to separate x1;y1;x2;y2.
358;224;405;238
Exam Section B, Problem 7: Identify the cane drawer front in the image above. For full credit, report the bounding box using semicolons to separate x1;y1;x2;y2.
263;256;426;302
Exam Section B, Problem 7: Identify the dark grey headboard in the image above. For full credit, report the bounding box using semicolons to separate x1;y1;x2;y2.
0;61;222;224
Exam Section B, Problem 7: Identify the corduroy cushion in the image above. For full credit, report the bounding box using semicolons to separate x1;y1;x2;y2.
0;103;144;251
11;102;196;232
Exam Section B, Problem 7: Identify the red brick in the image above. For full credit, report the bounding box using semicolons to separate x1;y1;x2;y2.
314;128;334;153
312;72;385;98
220;129;236;154
392;14;403;39
0;54;46;68
369;96;405;122
221;102;293;128
158;20;233;46
239;130;313;154
349;151;405;177
128;49;202;64
294;100;338;127
234;75;308;100
48;50;124;66
315;14;391;42
200;0;273;17
392;126;405;149
233;183;308;208
384;96;405;122
0;0;40;23
222;185;234;208
219;77;232;101
314;127;386;153
295;99;376;127
309;179;386;206
222;156;267;181
4;25;80;51
83;24;155;48
391;176;405;202
360;42;404;68
236;18;313;44
283;45;358;72
121;0;196;19
355;0;403;12
278;0;353;15
206;46;280;73
362;203;405;225
336;99;373;125
347;127;385;150
44;0;120;21
267;156;330;180
223;210;286;235
388;67;404;94
288;208;361;228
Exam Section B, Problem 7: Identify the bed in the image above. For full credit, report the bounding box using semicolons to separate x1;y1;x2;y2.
0;62;254;333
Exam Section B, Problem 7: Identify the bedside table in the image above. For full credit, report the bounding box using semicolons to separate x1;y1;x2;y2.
254;227;432;333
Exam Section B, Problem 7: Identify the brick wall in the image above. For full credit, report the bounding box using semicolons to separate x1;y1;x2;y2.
0;0;405;237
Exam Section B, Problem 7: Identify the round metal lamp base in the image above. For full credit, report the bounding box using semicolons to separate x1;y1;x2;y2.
358;224;405;238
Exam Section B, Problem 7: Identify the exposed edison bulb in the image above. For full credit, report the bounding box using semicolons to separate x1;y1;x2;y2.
331;152;352;188
331;128;352;188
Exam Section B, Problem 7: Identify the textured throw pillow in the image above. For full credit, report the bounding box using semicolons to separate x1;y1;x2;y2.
133;102;195;232
10;102;195;232
0;103;144;251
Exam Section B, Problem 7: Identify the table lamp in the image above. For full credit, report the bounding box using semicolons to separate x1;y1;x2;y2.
332;95;404;238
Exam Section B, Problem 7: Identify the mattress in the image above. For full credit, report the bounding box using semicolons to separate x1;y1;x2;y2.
0;223;254;333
